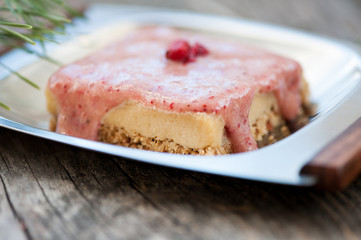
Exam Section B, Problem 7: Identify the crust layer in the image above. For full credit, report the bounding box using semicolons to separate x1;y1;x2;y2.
98;125;232;155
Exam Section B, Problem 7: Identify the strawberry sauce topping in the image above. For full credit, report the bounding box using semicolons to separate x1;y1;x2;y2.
48;27;303;153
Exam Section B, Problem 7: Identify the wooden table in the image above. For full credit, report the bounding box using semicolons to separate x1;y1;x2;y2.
2;1;361;239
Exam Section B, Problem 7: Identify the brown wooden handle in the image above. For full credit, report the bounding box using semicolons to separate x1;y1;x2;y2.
301;116;361;191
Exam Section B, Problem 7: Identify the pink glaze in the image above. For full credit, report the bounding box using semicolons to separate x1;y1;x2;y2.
48;26;303;153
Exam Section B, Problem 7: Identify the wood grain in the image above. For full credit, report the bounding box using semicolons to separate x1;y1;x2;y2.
302;117;361;191
3;128;361;240
1;0;361;239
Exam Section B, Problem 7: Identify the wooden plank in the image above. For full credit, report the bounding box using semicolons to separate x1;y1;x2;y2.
0;130;79;239
0;170;27;240
0;128;197;239
2;128;361;239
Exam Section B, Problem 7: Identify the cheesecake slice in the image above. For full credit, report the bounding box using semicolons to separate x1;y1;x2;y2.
47;26;308;154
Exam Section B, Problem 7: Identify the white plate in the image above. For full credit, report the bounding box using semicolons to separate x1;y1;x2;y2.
1;4;361;186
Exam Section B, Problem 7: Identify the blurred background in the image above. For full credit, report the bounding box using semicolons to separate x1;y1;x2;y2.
86;0;361;43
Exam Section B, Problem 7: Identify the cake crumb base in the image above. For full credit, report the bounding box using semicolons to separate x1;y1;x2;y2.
98;123;290;155
98;125;232;155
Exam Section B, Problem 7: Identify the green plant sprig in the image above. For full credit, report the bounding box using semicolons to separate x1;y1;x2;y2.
0;0;82;110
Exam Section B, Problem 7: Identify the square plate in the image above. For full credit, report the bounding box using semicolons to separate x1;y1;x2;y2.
1;4;361;187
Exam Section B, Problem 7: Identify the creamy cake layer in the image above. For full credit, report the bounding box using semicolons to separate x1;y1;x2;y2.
99;92;282;150
101;101;225;149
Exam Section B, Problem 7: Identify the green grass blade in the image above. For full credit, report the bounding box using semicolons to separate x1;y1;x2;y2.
3;0;18;20
0;102;10;110
0;26;36;45
0;62;40;89
21;47;62;65
29;34;59;44
0;21;32;29
62;3;84;18
26;10;71;23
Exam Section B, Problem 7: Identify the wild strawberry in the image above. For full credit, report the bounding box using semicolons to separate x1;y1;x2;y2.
193;42;209;56
166;40;209;63
166;40;190;62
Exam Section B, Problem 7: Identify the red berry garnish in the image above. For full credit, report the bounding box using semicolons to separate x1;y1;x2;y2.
189;43;209;62
166;40;191;62
166;40;209;64
193;42;209;56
